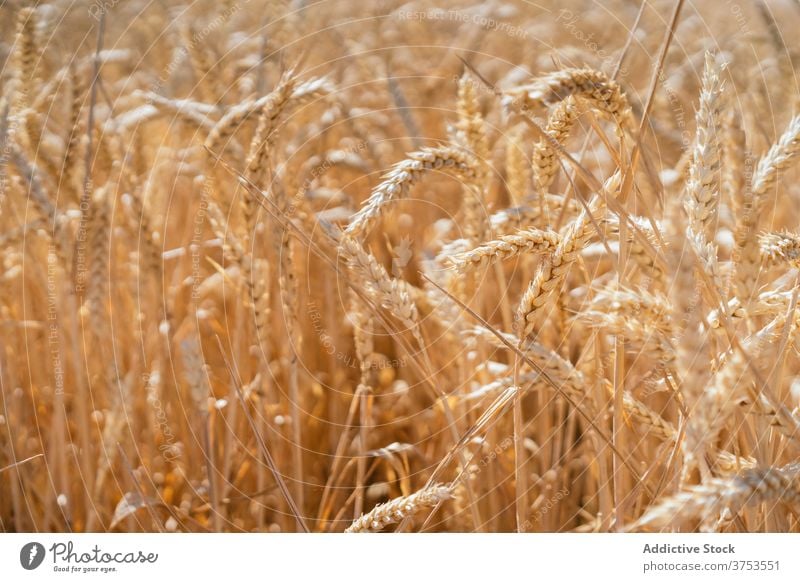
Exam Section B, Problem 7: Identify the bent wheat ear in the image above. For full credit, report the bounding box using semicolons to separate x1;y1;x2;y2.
344;146;479;240
345;484;453;532
449;228;561;273
205;77;332;154
506;68;632;128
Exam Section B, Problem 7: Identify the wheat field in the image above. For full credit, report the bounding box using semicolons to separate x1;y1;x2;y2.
1;0;800;534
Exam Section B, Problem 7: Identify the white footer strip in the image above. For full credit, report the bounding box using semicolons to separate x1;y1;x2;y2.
1;533;798;581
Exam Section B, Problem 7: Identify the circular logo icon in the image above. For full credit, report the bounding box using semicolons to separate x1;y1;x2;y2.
20;542;46;570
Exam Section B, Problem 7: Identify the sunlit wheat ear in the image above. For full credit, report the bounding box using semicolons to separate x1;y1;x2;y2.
632;466;800;532
84;185;111;325
180;23;216;103
682;53;725;303
587;284;672;332
532;96;578;194
205;76;332;155
574;311;676;368
454;73;491;241
605;215;665;281
59;67;84;200
13;6;37;108
734;114;800;302
505;68;633;129
344;484;453;533
516;172;616;339
706;289;800;329
136;92;215;130
244;73;298;184
338;235;420;333
10;145;56;224
349;290;375;381
455;73;489;168
343;146;479;240
684;52;724;238
759;231;800;268
449;228;561;274
684;316;784;476
739;385;800;445
721;102;746;219
505;127;529;206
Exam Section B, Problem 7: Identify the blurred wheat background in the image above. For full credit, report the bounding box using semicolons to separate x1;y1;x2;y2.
1;0;800;533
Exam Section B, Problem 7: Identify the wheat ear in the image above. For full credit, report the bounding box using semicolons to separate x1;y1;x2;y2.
344;146;479;240
205;76;331;154
506;68;632;128
632;465;800;531
449;228;561;273
517;173;616;338
344;484;453;532
505;127;529;206
759;231;800;268
734;115;800;302
532;96;579;194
